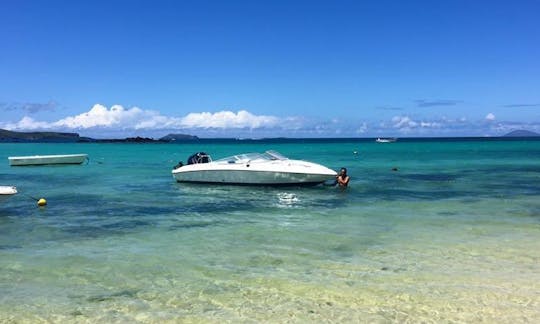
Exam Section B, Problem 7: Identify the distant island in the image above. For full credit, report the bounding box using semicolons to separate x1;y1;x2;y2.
2;128;540;143
0;129;199;143
503;130;540;137
0;129;88;142
159;134;200;141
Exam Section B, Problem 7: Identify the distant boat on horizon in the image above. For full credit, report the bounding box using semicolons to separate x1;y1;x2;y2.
376;137;397;143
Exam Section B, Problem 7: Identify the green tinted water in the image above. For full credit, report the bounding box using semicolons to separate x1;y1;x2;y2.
0;140;539;322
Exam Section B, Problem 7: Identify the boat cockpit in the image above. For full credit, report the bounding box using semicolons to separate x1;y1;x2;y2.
173;150;289;169
216;150;289;164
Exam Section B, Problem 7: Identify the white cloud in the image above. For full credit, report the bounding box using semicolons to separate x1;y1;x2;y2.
180;110;279;128
52;104;148;128
388;115;464;135
393;116;415;128
356;122;368;134
1;104;538;138
485;113;496;121
3;116;51;130
1;104;280;131
392;116;419;131
391;115;446;131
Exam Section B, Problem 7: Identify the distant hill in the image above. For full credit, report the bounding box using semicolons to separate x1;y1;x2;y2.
0;129;201;143
0;129;87;142
503;130;540;137
93;136;167;143
159;133;199;141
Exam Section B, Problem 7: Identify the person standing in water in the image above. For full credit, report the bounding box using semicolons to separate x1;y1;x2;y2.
336;168;350;188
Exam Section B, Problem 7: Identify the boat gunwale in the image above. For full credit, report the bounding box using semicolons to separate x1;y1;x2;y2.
8;153;88;160
7;154;88;166
172;168;337;177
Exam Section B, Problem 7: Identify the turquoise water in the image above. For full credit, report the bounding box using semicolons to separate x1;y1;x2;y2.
1;139;539;322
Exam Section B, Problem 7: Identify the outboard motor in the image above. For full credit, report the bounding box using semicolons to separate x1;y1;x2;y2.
187;152;211;165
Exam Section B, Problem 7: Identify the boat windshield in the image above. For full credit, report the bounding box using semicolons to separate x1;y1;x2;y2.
265;150;288;160
216;151;289;163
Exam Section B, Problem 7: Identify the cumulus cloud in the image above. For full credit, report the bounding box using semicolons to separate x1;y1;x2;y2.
2;103;539;138
1;104;281;132
3;116;52;130
388;115;451;134
53;104;146;128
180;110;279;128
392;116;417;129
488;121;540;135
356;122;368;134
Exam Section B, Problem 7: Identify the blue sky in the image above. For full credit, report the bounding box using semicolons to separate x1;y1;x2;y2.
1;0;539;138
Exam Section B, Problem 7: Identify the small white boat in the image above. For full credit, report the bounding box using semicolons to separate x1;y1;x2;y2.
0;186;17;203
172;150;337;186
8;154;88;166
376;138;397;143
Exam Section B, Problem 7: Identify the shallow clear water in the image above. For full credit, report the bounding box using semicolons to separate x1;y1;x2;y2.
1;139;539;322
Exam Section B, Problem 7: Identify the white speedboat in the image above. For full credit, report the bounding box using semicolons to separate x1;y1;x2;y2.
376;137;397;143
172;150;337;186
8;154;88;166
0;186;17;203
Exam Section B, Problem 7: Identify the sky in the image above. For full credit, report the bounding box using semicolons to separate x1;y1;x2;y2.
1;0;539;138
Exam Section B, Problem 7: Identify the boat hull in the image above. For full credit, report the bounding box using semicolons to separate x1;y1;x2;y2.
0;186;17;203
173;169;335;185
172;158;337;186
8;154;88;166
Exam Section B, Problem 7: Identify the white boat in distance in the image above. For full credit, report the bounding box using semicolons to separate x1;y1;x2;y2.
0;186;17;203
376;137;397;143
172;150;337;186
8;154;88;166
